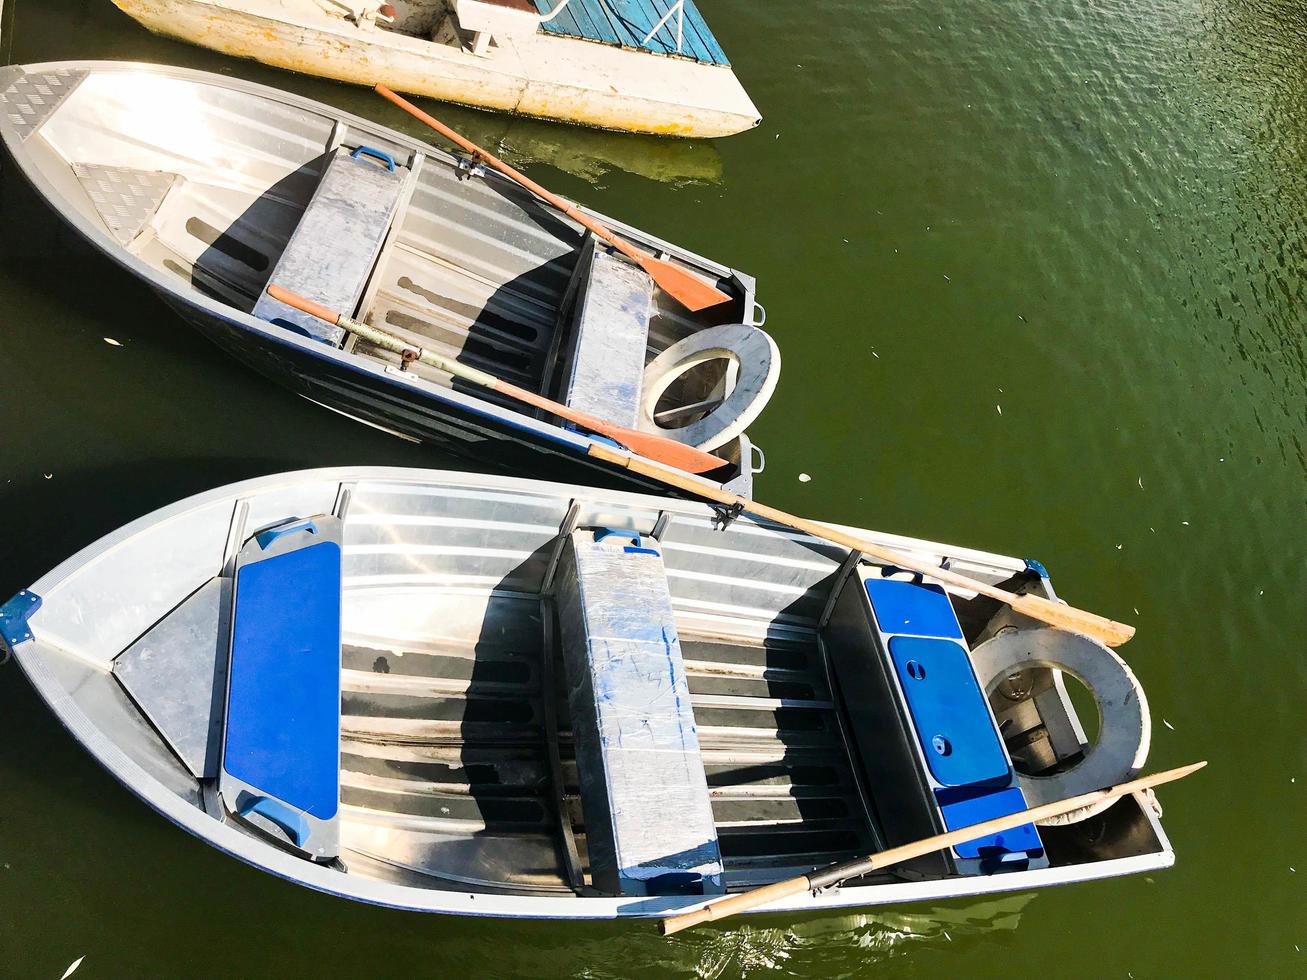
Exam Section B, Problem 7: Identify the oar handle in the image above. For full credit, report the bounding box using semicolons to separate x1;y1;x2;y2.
268;286;338;327
660;877;812;937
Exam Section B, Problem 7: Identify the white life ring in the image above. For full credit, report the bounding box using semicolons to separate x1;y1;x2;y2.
638;323;780;452
970;628;1151;825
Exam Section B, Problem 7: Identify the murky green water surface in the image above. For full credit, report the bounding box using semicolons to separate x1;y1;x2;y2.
1;1;1304;976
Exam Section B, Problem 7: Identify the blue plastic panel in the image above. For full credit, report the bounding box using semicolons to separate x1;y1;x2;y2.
937;786;1042;858
865;578;964;640
225;541;341;819
888;636;1009;787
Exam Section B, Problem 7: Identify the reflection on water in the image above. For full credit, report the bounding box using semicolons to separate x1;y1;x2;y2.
684;894;1037;979
384;111;725;188
493;894;1037;979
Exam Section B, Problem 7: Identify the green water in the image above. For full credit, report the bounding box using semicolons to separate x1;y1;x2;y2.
1;1;1304;976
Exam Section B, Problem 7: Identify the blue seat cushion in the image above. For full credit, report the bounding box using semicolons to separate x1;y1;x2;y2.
888;635;1010;787
936;785;1042;859
865;578;964;640
224;540;341;820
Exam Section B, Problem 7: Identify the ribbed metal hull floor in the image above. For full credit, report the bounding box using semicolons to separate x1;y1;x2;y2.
335;595;878;893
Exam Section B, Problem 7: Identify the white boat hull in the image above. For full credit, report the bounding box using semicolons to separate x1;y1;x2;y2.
111;0;762;137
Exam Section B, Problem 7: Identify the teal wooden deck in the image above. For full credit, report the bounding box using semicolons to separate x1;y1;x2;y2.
533;1;730;66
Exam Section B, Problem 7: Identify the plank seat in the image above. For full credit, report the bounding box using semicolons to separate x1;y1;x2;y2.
554;241;653;428
253;146;406;344
219;517;343;861
554;527;724;897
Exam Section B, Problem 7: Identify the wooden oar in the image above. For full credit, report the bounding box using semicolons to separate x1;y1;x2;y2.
374;83;733;313
661;761;1205;936
584;442;1137;646
266;284;726;475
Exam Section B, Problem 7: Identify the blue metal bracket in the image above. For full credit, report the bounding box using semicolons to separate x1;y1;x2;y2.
350;145;396;172
1023;558;1051;579
0;589;42;651
255;519;319;551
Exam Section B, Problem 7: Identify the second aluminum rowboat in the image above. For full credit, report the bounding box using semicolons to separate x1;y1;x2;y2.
0;61;777;493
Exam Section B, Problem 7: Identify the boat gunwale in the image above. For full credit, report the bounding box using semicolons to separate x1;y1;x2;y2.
7;465;1175;919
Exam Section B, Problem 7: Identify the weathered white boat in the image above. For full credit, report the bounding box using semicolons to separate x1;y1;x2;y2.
0;61;774;493
0;467;1175;919
109;0;762;138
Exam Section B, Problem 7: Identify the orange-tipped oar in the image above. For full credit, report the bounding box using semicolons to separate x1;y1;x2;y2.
660;761;1206;935
374;84;733;314
266;284;726;475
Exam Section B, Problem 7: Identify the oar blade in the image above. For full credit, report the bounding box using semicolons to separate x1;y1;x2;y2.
635;254;734;312
1008;591;1136;647
598;426;726;474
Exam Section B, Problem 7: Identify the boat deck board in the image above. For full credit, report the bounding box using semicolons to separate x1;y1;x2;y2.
533;0;730;66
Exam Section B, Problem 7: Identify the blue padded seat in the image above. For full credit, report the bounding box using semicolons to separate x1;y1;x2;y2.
888;635;1009;787
937;786;1043;859
221;518;342;860
864;578;964;640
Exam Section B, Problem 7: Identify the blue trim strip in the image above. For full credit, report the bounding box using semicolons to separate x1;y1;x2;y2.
0;589;42;648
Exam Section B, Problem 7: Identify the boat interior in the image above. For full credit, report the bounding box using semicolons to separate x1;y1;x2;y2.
20;473;1171;908
3;65;769;460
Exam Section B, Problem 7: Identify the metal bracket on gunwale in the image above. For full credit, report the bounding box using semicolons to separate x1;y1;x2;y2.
710;501;745;531
456;153;490;180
